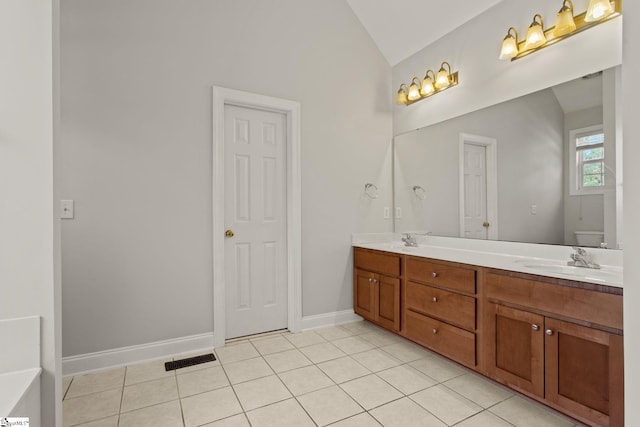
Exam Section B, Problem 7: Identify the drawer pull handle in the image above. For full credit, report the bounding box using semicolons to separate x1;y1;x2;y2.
545;329;554;336
432;272;438;278
432;297;438;303
531;324;539;331
432;328;438;334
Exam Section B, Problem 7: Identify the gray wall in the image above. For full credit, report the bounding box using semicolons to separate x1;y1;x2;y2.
59;0;392;357
395;88;564;244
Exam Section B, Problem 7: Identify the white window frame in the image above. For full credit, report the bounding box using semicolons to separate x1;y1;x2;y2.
569;124;605;196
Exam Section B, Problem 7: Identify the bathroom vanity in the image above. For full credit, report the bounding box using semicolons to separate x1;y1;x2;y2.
353;236;623;427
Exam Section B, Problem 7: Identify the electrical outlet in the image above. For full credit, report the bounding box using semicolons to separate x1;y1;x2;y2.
395;207;402;219
383;207;390;219
531;204;537;215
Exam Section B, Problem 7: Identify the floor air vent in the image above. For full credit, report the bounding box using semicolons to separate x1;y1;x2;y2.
164;353;216;371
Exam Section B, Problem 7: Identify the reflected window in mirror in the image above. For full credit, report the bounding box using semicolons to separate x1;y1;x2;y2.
570;125;605;195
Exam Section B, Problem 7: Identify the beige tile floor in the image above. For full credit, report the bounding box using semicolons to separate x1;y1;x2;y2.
62;321;584;427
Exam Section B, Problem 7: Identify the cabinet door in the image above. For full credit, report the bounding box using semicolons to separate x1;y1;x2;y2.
376;274;400;332
545;318;624;427
487;304;544;397
354;269;376;321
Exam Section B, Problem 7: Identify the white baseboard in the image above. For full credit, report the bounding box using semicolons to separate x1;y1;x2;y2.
63;310;362;376
62;332;215;377
301;309;363;331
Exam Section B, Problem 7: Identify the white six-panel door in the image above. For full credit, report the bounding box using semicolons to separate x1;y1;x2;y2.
224;104;288;339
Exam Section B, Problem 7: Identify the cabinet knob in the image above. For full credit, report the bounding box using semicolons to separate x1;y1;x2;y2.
368;278;372;282
432;297;438;303
545;329;554;336
432;272;438;278
373;279;378;283
531;324;539;331
432;328;438;334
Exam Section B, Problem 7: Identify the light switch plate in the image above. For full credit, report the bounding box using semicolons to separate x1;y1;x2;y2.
60;200;74;219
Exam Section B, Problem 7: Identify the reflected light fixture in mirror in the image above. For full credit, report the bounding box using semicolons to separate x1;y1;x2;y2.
524;14;547;51
395;62;459;106
499;0;621;61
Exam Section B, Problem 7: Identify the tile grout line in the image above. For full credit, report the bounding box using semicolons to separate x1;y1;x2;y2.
62;322;580;427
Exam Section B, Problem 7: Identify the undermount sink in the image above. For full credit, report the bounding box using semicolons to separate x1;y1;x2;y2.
515;260;620;282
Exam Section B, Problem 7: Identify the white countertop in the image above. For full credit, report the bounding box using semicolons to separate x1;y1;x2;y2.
352;233;623;289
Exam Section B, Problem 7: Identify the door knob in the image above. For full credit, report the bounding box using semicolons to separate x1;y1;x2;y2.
483;221;490;228
225;229;235;238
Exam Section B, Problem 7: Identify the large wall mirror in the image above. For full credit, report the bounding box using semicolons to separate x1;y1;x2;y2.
394;66;622;249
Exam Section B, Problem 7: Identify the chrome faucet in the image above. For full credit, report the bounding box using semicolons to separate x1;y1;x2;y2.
401;233;418;247
568;247;600;269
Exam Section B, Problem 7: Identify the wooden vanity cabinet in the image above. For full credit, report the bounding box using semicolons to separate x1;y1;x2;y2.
353;248;401;332
485;270;624;427
352;247;624;425
402;257;478;369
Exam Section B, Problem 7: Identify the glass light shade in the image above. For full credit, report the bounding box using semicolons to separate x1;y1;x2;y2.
554;8;576;37
420;77;434;96
524;22;546;50
407;82;421;101
435;69;450;90
395;87;408;105
499;34;518;60
420;70;436;96
585;0;614;22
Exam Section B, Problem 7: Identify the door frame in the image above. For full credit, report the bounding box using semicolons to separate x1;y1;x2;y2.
458;133;498;240
212;86;302;347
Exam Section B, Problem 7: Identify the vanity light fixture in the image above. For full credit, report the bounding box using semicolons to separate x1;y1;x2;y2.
499;27;519;60
395;84;409;105
523;14;547;51
407;77;422;101
435;62;454;90
554;0;577;37
420;70;436;96
499;0;621;61
395;62;459;106
585;0;615;22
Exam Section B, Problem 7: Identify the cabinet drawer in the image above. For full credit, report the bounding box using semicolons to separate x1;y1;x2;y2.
406;258;475;294
354;248;401;277
406;281;476;330
405;310;476;367
486;272;623;331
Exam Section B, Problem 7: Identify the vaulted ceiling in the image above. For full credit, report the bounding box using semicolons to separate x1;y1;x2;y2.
346;0;502;66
